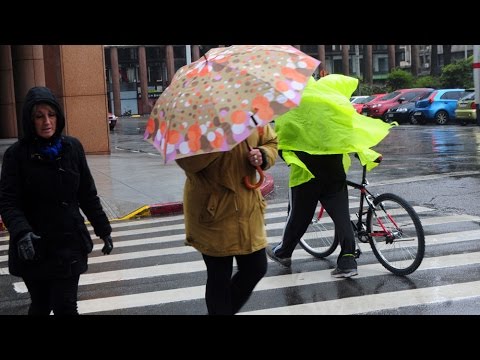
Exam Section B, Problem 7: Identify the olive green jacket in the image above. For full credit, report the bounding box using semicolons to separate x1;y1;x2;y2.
175;125;278;256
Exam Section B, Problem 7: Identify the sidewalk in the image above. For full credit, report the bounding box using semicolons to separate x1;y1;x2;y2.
0;135;274;225
87;150;274;220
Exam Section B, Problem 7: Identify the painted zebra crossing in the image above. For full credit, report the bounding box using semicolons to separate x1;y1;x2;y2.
1;197;480;315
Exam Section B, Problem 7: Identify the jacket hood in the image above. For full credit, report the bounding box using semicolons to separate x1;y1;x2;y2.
22;87;65;141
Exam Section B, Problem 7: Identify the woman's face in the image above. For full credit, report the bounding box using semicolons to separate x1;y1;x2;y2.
33;103;57;139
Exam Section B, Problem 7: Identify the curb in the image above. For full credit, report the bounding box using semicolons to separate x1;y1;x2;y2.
119;172;275;220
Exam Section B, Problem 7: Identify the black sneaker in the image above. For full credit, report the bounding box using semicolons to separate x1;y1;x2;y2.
331;254;358;278
330;267;358;278
266;245;291;268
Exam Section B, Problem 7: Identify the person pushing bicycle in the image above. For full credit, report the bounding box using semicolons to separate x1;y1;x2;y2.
267;74;396;278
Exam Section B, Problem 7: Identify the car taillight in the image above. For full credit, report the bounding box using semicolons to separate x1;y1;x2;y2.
428;91;437;104
471;102;476;109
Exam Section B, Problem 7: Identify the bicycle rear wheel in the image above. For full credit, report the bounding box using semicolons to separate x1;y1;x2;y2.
366;193;425;275
299;206;339;258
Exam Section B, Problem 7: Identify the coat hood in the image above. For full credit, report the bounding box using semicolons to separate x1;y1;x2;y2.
22;87;65;141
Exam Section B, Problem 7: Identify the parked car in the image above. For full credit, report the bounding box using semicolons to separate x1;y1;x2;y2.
455;90;476;126
383;90;434;124
349;95;371;113
108;112;117;130
350;95;370;103
412;89;467;125
362;88;434;121
356;93;386;114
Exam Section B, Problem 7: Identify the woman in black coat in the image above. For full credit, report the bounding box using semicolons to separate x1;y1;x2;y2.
0;86;113;315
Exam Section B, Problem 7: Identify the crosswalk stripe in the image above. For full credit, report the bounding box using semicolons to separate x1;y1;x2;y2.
265;213;479;232
2;218;480;268
74;251;480;314
239;280;480;315
0;203;439;245
0;203;436;251
11;241;480;294
4;228;480;274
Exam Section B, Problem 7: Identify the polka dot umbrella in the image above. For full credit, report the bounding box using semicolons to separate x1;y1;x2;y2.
144;45;320;166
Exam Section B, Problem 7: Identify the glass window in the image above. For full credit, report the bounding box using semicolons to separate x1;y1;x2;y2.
378;57;388;73
460;91;475;101
403;92;419;101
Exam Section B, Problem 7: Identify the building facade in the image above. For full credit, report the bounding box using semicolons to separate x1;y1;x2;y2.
105;45;473;117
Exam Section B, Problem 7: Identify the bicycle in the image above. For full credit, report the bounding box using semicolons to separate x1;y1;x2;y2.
299;154;425;276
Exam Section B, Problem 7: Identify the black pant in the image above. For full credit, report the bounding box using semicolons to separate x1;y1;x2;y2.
274;179;355;260
23;275;80;315
202;248;267;315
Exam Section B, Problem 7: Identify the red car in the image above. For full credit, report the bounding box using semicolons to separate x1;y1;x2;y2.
350;96;370;113
354;93;386;114
362;88;434;120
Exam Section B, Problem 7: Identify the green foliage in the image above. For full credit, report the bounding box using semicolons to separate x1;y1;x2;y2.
355;82;388;96
385;69;414;91
440;56;473;89
413;75;442;89
371;84;388;95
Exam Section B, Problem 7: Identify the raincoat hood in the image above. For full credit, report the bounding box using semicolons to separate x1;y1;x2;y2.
21;87;65;142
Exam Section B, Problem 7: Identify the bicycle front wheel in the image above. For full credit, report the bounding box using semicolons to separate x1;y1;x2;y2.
367;193;425;275
299;207;339;258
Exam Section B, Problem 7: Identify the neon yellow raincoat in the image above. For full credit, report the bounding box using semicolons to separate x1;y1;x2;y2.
274;74;396;187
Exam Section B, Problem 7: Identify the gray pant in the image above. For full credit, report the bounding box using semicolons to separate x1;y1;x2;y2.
274;179;355;260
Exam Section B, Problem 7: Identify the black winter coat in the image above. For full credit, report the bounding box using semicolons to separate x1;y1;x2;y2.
0;136;112;278
0;87;111;279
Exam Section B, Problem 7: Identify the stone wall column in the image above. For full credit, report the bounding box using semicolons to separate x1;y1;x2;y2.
0;45;17;138
192;45;200;61
11;45;46;137
110;47;121;117
43;45;110;154
165;45;175;87
317;45;326;72
138;46;150;114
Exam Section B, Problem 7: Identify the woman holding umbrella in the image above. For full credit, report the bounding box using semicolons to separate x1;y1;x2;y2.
176;125;278;315
144;45;321;314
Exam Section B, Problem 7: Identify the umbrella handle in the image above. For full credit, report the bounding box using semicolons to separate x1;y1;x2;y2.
244;166;265;190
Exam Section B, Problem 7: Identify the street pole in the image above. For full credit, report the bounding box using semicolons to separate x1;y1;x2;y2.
474;45;480;125
186;45;192;65
355;45;361;94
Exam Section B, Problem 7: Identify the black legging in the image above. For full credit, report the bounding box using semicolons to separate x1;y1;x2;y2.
274;179;355;259
202;248;267;315
23;275;80;315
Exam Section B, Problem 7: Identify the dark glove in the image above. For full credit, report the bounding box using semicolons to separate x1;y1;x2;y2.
17;232;41;261
101;235;113;255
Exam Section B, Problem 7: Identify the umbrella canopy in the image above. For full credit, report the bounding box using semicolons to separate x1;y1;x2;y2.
144;45;320;163
274;74;397;187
